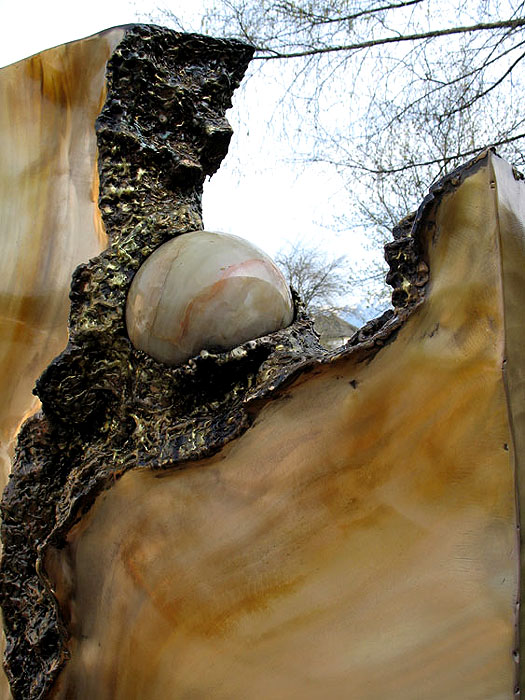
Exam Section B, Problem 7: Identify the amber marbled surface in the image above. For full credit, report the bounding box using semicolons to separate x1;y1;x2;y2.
0;28;123;490
50;158;519;698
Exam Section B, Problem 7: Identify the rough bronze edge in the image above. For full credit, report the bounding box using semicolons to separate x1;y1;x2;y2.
489;152;524;698
0;23;493;697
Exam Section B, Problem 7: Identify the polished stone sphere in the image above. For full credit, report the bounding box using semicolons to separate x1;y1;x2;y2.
126;230;294;365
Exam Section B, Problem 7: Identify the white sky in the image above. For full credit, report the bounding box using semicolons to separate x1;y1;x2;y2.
0;0;377;316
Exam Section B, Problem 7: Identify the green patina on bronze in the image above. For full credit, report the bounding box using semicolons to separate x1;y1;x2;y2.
0;23;446;700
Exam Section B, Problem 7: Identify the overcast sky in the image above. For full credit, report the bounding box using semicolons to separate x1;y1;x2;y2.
0;0;377;317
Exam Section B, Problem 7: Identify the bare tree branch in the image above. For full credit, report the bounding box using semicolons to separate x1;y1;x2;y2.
273;0;426;27
441;49;525;117
255;17;525;59
348;132;525;175
275;243;350;310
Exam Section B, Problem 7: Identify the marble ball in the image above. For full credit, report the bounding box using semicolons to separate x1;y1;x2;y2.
126;231;294;365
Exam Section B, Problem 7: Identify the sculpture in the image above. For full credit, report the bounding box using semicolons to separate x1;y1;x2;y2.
0;23;524;700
